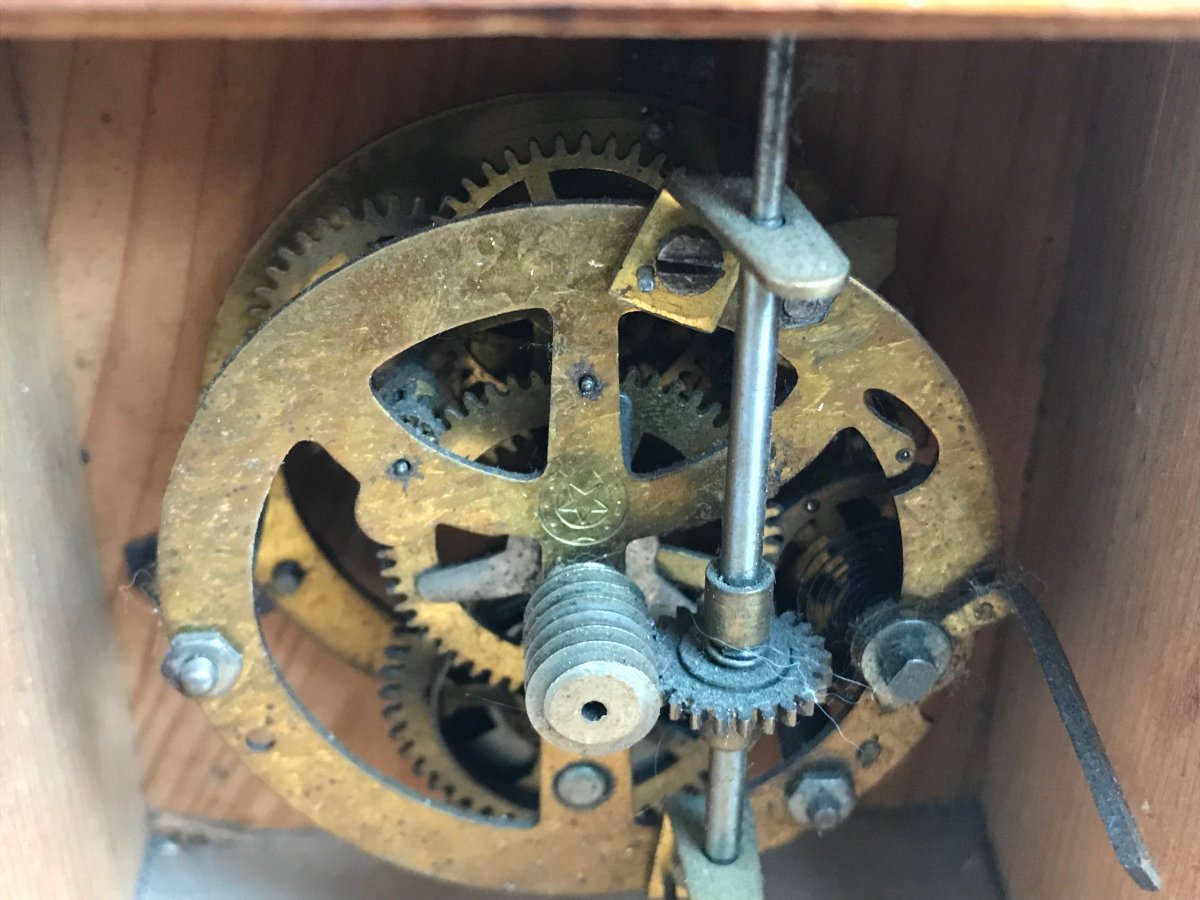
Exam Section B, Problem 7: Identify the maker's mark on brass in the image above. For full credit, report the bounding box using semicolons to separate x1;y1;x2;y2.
157;88;1151;898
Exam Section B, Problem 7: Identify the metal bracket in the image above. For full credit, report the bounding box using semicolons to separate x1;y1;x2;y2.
1003;580;1161;891
659;794;764;900
668;174;850;303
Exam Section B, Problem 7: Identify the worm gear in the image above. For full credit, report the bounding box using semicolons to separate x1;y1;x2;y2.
655;612;832;736
381;628;708;818
441;133;667;218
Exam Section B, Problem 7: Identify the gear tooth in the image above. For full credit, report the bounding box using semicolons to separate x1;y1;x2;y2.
480;161;499;181
762;715;777;735
504;148;522;170
668;702;682;720
443;196;469;217
411;196;428;217
378;684;402;700
463;391;483;410
553;133;568;156
736;715;752;737
278;247;299;264
689;711;702;731
783;706;799;728
264;265;287;286
295;232;315;250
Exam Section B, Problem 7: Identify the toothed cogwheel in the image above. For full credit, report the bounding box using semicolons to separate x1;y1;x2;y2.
441;133;667;217
381;627;709;817
387;369;734;688
655;612;832;736
378;629;530;819
621;368;726;462
204;196;430;381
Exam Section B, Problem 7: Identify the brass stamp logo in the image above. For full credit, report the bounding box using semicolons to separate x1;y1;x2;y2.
538;463;628;546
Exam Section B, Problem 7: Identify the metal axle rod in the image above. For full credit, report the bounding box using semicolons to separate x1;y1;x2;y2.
705;35;797;865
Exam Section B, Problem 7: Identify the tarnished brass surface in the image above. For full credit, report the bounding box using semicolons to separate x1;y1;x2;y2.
162;203;1002;892
610;188;742;333
206;95;744;687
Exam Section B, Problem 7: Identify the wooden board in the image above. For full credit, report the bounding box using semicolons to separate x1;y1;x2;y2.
9;37;1078;826
4;0;1200;41
984;41;1200;900
0;45;146;899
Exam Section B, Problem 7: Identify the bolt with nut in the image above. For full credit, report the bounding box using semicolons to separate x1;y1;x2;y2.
161;630;243;698
853;603;951;709
786;769;856;833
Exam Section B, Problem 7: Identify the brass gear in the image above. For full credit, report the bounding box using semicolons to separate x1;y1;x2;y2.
160;203;1003;891
381;630;706;820
389;365;734;688
622;368;726;463
378;629;530;819
442;133;666;218
205;196;430;380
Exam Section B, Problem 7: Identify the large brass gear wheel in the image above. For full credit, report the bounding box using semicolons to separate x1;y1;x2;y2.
204;96;750;696
161;202;1004;894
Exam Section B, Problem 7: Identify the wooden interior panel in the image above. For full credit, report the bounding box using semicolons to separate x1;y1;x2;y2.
985;41;1200;900
0;47;146;898
4;0;1200;42
8;37;1088;827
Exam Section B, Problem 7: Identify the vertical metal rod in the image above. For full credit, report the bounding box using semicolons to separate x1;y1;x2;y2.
717;36;796;585
704;747;748;864
705;36;797;865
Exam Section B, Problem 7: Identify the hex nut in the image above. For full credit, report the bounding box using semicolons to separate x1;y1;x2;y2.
786;769;856;833
161;630;243;698
854;604;952;709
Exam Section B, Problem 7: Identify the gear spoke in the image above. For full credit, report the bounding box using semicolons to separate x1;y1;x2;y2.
545;304;626;467
524;170;557;203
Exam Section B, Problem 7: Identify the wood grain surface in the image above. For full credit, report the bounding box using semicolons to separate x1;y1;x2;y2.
8;37;1083;827
4;0;1200;41
984;41;1200;900
0;45;146;899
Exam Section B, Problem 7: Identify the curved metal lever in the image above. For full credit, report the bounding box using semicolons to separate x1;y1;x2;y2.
1003;581;1160;891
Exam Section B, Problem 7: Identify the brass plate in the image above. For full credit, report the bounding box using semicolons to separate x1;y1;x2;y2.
162;203;1001;893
